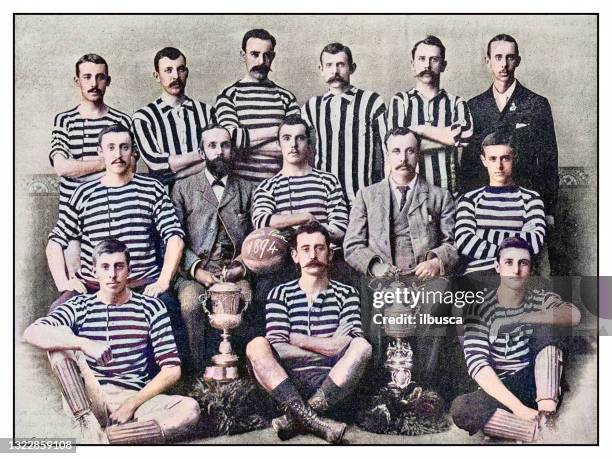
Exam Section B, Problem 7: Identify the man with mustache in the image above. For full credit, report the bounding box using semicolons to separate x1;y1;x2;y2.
50;54;132;279
387;36;473;197
301;42;387;205
46;123;189;365
133;47;216;186
246;221;371;444
171;124;256;374
216;29;300;183
459;34;559;275
344;127;458;384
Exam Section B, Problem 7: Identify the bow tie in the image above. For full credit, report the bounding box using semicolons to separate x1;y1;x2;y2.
211;178;225;188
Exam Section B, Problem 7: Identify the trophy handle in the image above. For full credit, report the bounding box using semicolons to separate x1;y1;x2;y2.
198;292;211;316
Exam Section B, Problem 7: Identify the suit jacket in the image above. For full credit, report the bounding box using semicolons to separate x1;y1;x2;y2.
171;168;256;277
343;176;458;275
460;81;559;215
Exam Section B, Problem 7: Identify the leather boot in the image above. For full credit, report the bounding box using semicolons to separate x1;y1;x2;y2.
282;397;346;444
272;388;329;440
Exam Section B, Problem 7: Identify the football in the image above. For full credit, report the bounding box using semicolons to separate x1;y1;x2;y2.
241;227;290;274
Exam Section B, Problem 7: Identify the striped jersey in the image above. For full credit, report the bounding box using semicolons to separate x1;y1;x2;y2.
463;288;561;380
33;292;181;390
49;106;132;207
265;279;363;344
132;96;216;177
215;80;300;182
301;86;387;204
455;185;546;274
386;88;473;195
48;174;185;282
252;169;349;238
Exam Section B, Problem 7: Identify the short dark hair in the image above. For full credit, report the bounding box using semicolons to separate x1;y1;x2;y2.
496;236;533;262
242;29;276;51
480;130;517;156
154;47;186;72
75;54;108;77
320;42;354;66
278;115;311;141
384;126;421;149
411;35;446;60
290;221;331;250
487;34;520;58
97;123;135;148
92;239;131;266
198;123;231;150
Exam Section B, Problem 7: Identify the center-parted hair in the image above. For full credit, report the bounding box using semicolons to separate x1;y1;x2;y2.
92;239;131;266
242;29;276;51
481;130;517;155
290;220;331;250
97;123;135;149
154;47;186;72
496;236;533;261
411;35;446;60
75;54;108;77
384;126;421;149
278;115;311;141
320;42;354;66
487;34;520;58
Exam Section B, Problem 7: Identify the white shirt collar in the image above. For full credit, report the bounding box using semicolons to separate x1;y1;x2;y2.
204;168;228;201
492;79;517;111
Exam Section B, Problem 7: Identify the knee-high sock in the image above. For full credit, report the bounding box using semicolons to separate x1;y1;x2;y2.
106;420;165;445
535;345;563;404
51;354;90;419
483;409;538;442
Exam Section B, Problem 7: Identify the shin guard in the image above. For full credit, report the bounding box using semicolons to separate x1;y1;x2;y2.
535;345;563;403
483;409;538;442
106;419;165;444
51;354;90;419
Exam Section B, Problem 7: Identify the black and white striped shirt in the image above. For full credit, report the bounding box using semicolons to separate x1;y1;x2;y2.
48;174;185;281
265;279;363;344
455;185;546;274
50;106;132;207
463;289;560;380
386;88;473;194
33;292;181;390
301;86;387;204
215;80;300;183
252;169;349;238
132;96;216;175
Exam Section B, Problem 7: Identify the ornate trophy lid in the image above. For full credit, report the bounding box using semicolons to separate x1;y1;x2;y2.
208;282;241;294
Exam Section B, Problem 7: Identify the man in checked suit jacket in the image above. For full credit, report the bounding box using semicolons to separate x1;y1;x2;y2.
343;127;458;386
171;124;256;374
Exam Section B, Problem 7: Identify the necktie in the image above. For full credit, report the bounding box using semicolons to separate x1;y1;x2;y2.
397;185;410;210
211;178;225;188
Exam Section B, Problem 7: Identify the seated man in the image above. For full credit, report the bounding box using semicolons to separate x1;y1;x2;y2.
171;124;256;373
23;240;200;444
246;221;372;444
344;126;458;384
451;237;581;442
455;130;546;283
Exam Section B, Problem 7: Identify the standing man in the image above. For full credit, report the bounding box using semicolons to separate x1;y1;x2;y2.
461;34;558;226
216;29;300;183
246;221;371;444
302;42;387;205
387;36;473;196
451;237;580;442
171;124;256;373
133;47;216;185
50;54;132;275
455;132;546;277
24;239;201;444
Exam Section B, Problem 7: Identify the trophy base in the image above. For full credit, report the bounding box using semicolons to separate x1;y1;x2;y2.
212;353;239;367
203;365;239;383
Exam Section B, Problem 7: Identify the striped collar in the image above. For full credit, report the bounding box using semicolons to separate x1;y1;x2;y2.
156;96;195;114
407;87;448;101
322;85;357;102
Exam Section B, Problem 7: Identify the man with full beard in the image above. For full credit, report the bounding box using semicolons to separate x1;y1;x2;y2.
133;47;216;186
171;124;256;374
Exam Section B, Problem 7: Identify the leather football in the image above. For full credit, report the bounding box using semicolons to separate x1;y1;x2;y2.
241;227;290;274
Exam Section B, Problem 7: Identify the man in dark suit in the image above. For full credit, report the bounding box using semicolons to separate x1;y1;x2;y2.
171;124;256;374
460;34;558;229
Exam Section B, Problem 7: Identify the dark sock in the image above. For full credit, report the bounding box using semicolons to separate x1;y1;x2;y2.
271;378;303;406
318;376;344;407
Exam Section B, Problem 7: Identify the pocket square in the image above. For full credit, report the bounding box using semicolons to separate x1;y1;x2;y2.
515;122;529;129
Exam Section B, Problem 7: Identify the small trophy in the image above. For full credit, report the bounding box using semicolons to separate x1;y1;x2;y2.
199;272;250;383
